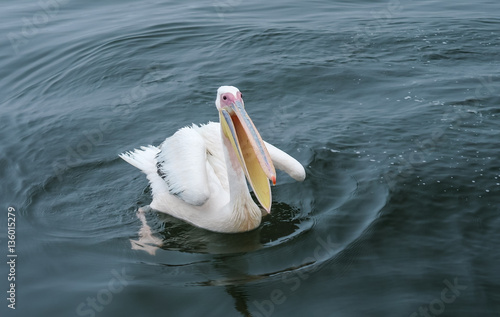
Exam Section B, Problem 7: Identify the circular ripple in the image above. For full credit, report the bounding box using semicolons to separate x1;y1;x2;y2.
131;146;388;286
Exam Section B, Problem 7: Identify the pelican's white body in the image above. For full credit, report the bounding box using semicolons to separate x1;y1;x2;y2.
120;86;305;233
121;122;305;233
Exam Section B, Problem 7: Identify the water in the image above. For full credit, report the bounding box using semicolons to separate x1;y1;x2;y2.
1;0;499;316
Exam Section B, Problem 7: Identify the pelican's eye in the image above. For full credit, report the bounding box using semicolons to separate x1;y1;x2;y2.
222;95;227;101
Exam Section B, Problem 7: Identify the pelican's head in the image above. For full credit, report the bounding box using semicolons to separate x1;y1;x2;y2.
216;86;276;213
215;86;242;111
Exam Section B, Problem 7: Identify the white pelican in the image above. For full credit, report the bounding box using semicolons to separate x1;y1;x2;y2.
120;86;305;233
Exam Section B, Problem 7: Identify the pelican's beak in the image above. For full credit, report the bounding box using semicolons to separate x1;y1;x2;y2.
220;99;276;213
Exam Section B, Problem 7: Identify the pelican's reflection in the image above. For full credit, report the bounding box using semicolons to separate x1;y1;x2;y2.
130;206;163;255
130;202;302;316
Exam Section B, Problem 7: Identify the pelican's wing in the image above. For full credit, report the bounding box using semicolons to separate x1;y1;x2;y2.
156;126;211;206
264;141;306;181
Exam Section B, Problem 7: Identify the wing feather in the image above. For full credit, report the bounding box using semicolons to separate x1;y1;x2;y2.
156;126;211;206
264;141;306;181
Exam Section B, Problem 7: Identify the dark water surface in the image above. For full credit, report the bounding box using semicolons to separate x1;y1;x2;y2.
1;0;499;316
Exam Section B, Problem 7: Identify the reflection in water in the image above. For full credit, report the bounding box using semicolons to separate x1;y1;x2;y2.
130;199;304;255
130;199;306;316
130;206;163;255
226;285;251;317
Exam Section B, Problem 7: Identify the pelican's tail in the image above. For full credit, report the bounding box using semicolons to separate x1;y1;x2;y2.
119;145;160;175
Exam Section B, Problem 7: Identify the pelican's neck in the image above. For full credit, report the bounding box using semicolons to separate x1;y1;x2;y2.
220;127;262;232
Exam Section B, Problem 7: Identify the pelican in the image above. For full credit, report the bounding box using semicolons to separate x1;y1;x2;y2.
120;86;305;233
